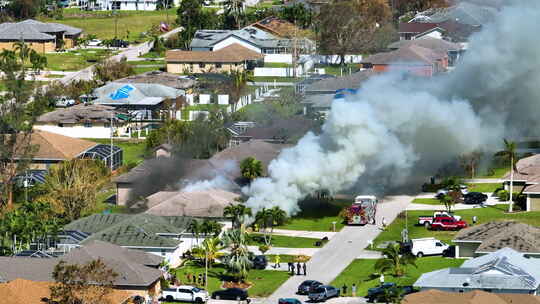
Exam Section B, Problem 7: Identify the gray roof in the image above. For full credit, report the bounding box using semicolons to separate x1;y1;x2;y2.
414;2;497;26
305;70;375;93
0;240;162;287
37;104;122;124
64;213;195;248
388;37;461;53
0;19;82;41
116;71;197;90
93;83;184;106
414;248;540;291
303;94;333;109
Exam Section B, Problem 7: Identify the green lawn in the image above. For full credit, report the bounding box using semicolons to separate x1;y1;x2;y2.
248;234;321;248
141;51;165;58
372;204;540;249
127;59;165;65
331;257;465;297
252;76;301;82
85;138;146;165
172;263;289;298
44;48;114;71
467;183;502;193
133;66;163;74
475;166;508;178
39;9;177;42
277;198;351;231
264;62;292;68
315;63;360;76
411;198;441;205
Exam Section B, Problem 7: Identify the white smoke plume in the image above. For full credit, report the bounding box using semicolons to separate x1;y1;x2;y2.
181;160;239;192
243;0;540;215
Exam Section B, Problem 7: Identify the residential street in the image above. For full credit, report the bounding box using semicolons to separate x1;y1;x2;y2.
264;196;412;304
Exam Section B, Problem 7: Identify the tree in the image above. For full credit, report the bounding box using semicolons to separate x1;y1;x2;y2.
254;206;287;246
50;259;118;304
278;3;312;29
223;203;252;229
439;193;456;213
240;157;263;180
191;237;224;267
317;0;391;65
93;58;135;84
0;45;49;210
201;219;223;237
29;50;48;74
223;0;245;29
177;0;220;48
374;243;416;277
228;70;253;112
40;159;110;221
495;139;518;212
221;226;251;281
459;151;483;178
6;0;43;20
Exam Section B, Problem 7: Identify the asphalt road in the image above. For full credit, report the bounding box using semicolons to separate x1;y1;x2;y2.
264;196;412;304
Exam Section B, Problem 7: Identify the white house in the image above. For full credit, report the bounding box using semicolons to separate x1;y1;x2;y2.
78;0;180;11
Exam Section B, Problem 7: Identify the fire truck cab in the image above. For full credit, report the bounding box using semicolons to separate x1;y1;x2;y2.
345;195;378;225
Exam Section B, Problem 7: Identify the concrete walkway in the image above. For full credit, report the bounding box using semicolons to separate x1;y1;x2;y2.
272;229;337;239
248;246;319;256
264;196;412;304
462;178;504;183
406;193;507;211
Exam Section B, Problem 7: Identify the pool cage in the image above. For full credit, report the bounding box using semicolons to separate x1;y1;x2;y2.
79;144;123;170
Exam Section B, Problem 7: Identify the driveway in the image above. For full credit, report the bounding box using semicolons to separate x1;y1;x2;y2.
407;193;507;211
264;196;412;304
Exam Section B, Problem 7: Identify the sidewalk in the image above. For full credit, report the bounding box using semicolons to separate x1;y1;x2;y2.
247;246;319;256
272;229;337;239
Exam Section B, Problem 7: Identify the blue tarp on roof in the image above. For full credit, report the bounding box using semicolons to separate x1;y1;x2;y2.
109;84;134;100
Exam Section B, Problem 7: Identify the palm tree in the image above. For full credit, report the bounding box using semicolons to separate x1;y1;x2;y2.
228;70;253;112
495;139;518;212
189;220;203;243
224;0;245;29
13;40;31;64
255;207;287;246
29;51;47;75
439;194;455;213
240;157;263;181
223;203;252;229
221;226;252;282
191;237;224;268
374;243;416;277
201;219;223;237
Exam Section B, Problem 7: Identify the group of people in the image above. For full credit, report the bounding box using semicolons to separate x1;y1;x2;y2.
341;283;357;297
184;272;206;286
287;262;307;276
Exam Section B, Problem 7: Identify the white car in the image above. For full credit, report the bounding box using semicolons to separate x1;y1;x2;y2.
161;285;208;303
436;185;468;198
411;237;449;257
87;39;102;47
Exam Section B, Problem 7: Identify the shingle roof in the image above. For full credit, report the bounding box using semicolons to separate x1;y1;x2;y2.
116;71;197;90
403;289;540;304
37;104;121;124
414;2;497;26
398;22;440;34
388;37;461;53
305;70;375;93
65;213;195;248
251;16;297;37
25;130;97;160
93;83;184;106
240;118;316;142
166;43;264;63
0;19;82;41
363;45;445;65
145;189;240;217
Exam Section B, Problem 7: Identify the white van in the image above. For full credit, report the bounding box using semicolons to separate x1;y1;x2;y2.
411;237;449;257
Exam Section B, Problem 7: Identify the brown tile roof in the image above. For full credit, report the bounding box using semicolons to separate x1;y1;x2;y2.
403;289;540;304
388;37;461;53
398;22;440;33
251;16;298;37
363;45;446;65
166;43;264;63
28;130;97;160
0;279;132;304
145;189;240;217
37;103;119;124
116;71;197;90
454;221;540;254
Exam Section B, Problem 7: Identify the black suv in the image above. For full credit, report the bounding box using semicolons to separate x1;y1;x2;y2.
367;283;415;303
297;280;323;295
252;255;268;269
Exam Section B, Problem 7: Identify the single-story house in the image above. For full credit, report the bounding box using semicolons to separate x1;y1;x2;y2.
154;143;173;158
453;221;540;258
166;43;264;74
387;37;463;67
115;71;197;90
0;240;163;299
229;118;317;145
18;130;122;171
34;104;130;139
403;289;540;304
250;16;298;38
362;45;448;77
63;214;201;266
92;83;185;120
414;247;540;294
502;154;540;211
0;19;82;53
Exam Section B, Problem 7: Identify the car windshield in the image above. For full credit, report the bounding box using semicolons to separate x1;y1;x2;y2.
193;287;201;292
314;287;325;293
383;283;395;288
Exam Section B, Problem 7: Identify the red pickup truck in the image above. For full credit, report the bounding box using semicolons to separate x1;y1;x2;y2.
429;216;468;231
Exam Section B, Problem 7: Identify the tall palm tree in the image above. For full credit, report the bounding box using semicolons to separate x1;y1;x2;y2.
228;70;253;111
240;157;263;181
189;220;204;243
201;219;223;237
255;207;287;246
374;243;416;277
495;139;518;212
224;0;245;29
221;226;251;282
223;203;252;229
13;40;31;64
191;237;224;268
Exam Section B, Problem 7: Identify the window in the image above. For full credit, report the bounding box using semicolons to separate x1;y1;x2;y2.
84;122;92;128
58;123;64;128
216;63;222;68
199;63;205;68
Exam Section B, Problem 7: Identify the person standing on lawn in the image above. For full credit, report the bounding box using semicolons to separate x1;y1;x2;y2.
274;255;281;268
303;263;307;275
352;283;357;297
296;262;301;275
342;284;347;296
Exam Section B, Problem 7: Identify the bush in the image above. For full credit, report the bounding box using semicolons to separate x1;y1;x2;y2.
497;190;509;201
259;244;270;254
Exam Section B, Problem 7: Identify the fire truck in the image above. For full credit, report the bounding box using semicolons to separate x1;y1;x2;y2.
341;195;378;225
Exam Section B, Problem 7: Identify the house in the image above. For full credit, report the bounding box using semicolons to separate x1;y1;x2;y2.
250;16;298;38
0;279;131;304
0;19;82;53
453;221;540;258
0;240;163;299
362;45;448;77
20;130;122;171
387;37;463;67
414;248;540;294
34;104;130;139
502;154;540;211
116;71;197;90
166;43;264;74
154;143;173;158
78;0;178;11
63;214;201;266
229;118;316;145
403;289;540;304
92;82;186;120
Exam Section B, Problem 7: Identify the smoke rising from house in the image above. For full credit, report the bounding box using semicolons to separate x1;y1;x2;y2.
243;0;540;215
180;160;239;192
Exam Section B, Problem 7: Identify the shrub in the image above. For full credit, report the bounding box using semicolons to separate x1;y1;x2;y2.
258;244;270;254
498;190;509;201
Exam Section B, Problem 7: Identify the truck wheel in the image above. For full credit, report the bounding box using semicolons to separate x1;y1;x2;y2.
195;298;203;303
424;222;431;229
215;295;220;300
236;296;241;301
417;252;424;258
166;295;174;301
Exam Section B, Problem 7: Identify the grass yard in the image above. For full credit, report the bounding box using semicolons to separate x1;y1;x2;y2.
133;66;163;74
315;63;360;76
44;48;114;71
411;198;441;205
277;198;351;231
127;59;166;65
372;204;540;249
474;166;508;178
248;234;321;248
172;263;289;298
331;257;465;297
85;138;146;165
39;9;177;42
467;183;503;193
252;76;301;82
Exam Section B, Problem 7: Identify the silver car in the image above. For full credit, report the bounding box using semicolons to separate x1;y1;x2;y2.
308;285;339;302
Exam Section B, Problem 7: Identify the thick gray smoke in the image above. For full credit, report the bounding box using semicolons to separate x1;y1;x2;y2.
180;160;239;192
243;0;540;215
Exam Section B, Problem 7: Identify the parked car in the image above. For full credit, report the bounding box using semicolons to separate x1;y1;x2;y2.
463;192;488;204
87;39;102;46
417;211;462;227
308;285;339;302
366;282;415;303
110;38;129;48
161;285;208;303
436;185;468;198
279;298;302;304
297;280;323;295
211;288;248;300
411;237;449;257
55;97;76;107
430;216;468;231
251;255;268;269
443;245;456;258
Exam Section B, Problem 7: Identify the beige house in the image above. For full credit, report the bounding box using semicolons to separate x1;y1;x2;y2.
0;19;82;53
503;154;540;211
166;43;264;74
